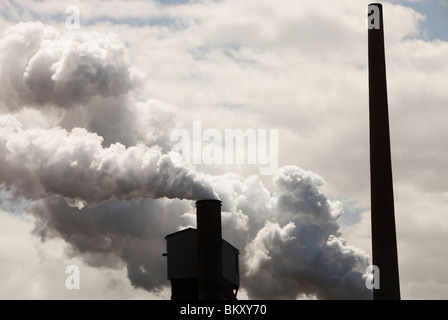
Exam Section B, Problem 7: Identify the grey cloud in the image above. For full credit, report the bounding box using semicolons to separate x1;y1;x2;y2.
31;197;194;292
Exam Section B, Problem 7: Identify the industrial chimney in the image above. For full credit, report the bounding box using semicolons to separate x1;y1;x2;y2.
196;199;225;300
367;3;401;300
164;199;239;300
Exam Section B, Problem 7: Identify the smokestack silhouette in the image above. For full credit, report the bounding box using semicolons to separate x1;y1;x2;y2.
196;199;225;300
367;3;401;300
164;199;239;300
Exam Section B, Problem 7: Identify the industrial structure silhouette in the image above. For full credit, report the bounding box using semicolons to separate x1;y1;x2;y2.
163;3;401;300
164;200;239;300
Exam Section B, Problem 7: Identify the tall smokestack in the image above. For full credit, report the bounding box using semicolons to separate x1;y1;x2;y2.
367;3;401;300
196;199;225;300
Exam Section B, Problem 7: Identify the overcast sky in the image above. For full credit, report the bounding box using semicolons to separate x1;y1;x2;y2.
0;0;447;300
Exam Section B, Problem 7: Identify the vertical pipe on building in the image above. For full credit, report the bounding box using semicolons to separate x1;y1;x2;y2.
368;3;401;300
196;199;224;300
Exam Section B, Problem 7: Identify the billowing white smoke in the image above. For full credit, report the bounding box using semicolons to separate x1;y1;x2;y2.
0;115;216;207
243;167;370;299
0;22;371;299
0;21;136;109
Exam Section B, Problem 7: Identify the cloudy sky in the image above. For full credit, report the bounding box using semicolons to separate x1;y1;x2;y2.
0;0;447;300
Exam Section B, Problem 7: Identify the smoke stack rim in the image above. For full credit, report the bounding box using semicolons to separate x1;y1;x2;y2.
195;199;222;207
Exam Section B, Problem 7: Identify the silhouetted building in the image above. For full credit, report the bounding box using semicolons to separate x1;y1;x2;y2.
164;200;239;300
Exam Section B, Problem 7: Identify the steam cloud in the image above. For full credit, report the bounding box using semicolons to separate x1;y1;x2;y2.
0;116;216;207
0;22;371;299
0;22;136;109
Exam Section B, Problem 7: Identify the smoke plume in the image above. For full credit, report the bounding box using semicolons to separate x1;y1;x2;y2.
0;22;371;299
0;115;216;207
0;22;136;110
